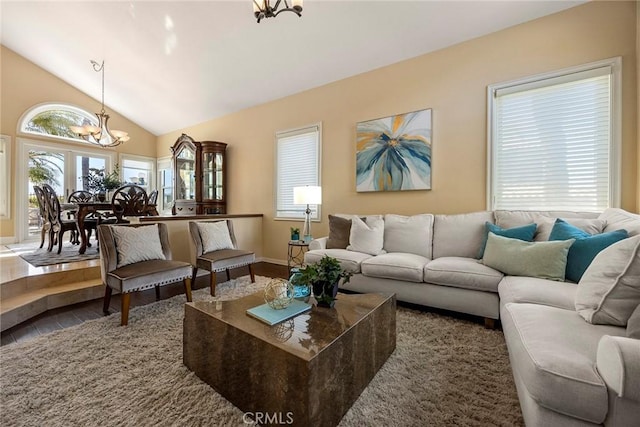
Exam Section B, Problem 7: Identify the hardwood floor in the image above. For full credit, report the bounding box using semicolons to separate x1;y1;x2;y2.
1;262;288;347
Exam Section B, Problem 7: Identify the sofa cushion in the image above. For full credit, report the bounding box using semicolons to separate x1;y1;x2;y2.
347;216;385;256
326;215;355;249
361;253;428;283
483;233;574;281
423;257;503;292
304;249;372;274
535;216;606;241
494;210;599;229
549;218;628;283
383;214;434;259
433;211;494;259
575;235;640;326
627;304;640;339
502;303;625;424
477;221;537;259
498;276;577;310
599;208;640;236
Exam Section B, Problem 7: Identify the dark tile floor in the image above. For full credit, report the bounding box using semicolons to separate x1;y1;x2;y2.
1;262;288;347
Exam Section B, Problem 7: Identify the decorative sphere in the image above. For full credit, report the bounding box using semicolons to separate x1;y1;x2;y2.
264;278;294;310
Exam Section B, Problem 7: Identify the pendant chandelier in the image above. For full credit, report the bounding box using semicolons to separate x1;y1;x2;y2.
253;0;302;23
70;60;129;148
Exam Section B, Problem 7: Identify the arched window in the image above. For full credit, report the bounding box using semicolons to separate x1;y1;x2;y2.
19;103;98;143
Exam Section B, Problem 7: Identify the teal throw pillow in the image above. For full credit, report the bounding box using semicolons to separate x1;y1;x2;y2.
482;233;574;281
477;221;537;259
548;218;628;283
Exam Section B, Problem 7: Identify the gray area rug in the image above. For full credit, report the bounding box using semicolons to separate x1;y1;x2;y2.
0;276;523;426
8;240;99;267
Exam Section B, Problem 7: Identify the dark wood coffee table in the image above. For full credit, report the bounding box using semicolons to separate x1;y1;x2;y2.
183;292;396;427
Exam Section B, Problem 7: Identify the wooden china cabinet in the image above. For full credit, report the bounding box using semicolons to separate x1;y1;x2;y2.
170;133;227;215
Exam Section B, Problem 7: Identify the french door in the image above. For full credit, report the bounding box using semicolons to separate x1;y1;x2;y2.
18;138;114;241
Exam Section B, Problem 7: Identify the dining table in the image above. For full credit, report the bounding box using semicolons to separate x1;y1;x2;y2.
68;201;159;254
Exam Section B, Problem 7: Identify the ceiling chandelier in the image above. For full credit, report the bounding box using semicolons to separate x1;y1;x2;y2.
70;60;129;147
253;0;302;23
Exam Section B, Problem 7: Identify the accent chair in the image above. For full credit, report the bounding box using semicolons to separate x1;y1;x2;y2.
98;223;193;326
188;220;255;296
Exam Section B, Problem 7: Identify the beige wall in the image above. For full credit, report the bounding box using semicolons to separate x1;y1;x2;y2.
0;46;158;239
157;1;638;263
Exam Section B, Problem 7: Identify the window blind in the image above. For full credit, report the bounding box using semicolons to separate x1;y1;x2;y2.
492;67;612;212
276;126;320;219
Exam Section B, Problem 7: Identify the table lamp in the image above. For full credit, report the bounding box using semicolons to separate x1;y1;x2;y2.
293;185;322;243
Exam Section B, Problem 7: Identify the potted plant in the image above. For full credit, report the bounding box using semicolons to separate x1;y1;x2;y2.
297;255;352;308
290;227;300;241
83;164;124;201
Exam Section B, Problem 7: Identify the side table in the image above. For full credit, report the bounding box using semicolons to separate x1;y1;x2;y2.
287;240;309;275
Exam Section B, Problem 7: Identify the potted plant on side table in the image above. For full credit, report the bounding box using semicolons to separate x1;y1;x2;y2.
297;255;352;308
290;227;300;241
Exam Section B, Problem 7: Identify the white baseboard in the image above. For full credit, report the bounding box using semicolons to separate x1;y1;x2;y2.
0;236;16;245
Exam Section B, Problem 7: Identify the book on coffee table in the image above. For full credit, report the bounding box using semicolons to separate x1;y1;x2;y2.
246;300;312;325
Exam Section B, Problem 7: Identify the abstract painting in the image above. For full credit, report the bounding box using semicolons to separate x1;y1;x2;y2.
356;108;432;192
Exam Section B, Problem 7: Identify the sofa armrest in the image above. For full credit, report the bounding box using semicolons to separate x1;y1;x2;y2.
597;335;640;401
309;237;328;250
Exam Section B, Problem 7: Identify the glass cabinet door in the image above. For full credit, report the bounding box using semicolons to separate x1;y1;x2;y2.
202;152;215;200
176;146;195;200
202;151;224;201
215;152;223;200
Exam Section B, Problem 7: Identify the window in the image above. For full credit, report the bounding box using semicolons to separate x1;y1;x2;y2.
275;124;321;220
487;58;620;212
0;135;10;218
19;103;98;144
120;154;156;193
157;157;174;215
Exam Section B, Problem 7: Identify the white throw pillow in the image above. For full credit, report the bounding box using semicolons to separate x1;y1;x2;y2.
383;214;434;259
347;216;385;256
110;224;166;268
198;221;235;253
575;235;640;326
534;216;606;241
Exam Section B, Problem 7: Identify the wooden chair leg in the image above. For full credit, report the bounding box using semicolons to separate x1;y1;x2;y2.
103;286;112;315
210;271;217;296
47;229;55;252
57;231;64;254
226;269;230;281
184;277;193;302
192;267;198;285
39;227;46;248
484;318;496;329
121;293;131;326
248;264;255;283
155;285;160;301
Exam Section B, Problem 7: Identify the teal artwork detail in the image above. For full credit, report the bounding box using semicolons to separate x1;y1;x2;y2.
356;109;432;192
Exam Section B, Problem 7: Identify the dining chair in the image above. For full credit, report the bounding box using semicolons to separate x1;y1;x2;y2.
33;185;50;249
68;190;97;245
98;223;193;326
188;219;255;296
110;184;149;222
42;184;79;254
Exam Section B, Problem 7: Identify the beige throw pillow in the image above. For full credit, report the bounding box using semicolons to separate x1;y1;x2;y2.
111;224;166;268
575;235;640;326
482;233;574;281
347;216;385;256
198;221;235;253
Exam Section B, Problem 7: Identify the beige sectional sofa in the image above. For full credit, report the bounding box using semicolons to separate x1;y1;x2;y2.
304;208;640;426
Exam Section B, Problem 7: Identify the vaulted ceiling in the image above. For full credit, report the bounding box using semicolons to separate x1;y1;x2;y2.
1;1;584;135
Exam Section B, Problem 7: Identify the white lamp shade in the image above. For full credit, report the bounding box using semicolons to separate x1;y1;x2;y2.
293;186;322;205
